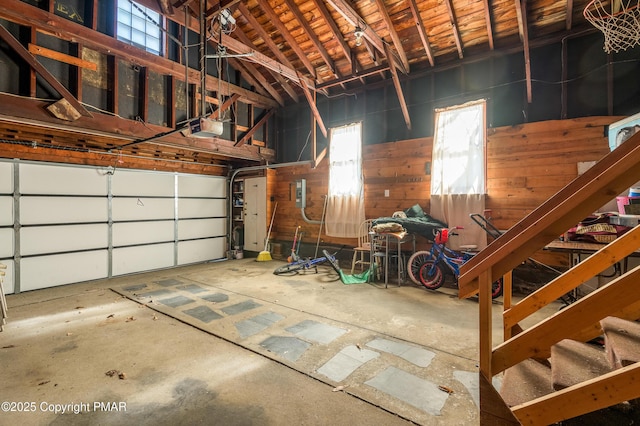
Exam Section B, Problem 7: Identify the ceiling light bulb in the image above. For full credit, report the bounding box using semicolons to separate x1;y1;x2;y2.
354;26;364;47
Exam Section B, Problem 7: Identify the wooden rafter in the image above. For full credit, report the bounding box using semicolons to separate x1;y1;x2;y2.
520;0;532;103
323;0;407;74
235;109;275;146
227;58;286;106
373;0;410;72
0;24;92;118
384;44;411;130
233;6;299;102
296;71;327;138
255;0;316;79
481;0;495;50
406;0;435;67
443;0;464;58
282;0;339;79
157;0;174;16
566;0;574;30
208;93;240;120
0;1;278;109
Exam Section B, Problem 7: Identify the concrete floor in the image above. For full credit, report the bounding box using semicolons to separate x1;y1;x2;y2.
0;258;561;425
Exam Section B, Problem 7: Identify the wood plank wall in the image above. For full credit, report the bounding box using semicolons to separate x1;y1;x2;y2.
270;116;619;266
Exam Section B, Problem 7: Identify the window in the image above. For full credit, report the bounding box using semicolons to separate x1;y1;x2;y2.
326;122;365;238
431;100;486;196
117;0;161;55
430;100;487;249
329;123;363;197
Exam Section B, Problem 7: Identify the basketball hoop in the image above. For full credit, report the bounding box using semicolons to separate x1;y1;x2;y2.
584;0;640;53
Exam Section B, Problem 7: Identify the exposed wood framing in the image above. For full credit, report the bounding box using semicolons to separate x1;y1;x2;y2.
444;0;464;58
28;43;98;70
282;0;339;79
373;0;410;72
520;0;533;103
407;0;435;67
482;0;495;50
385;44;411;130
235;109;275;146
297;71;327;138
255;0;316;79
0;24;91;119
323;0;407;74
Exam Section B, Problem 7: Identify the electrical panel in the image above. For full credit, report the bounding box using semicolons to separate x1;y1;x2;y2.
295;179;306;208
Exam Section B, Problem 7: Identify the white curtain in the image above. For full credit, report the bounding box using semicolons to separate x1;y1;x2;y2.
430;100;487;249
326;123;365;238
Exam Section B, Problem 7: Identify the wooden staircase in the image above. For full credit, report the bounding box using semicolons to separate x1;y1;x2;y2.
500;317;640;424
458;130;640;425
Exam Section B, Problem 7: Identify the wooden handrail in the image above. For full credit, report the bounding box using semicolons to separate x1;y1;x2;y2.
492;264;640;375
503;225;640;329
459;131;640;299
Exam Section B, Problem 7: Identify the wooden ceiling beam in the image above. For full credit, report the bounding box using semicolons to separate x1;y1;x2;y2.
385;44;411;130
407;0;435;67
208;93;240;120
235;109;275;146
520;0;533;103
566;0;574;30
255;0;317;79
296;71;327;138
282;0;339;78
0;1;278;109
482;0;495;49
231;18;299;103
373;0;410;72
443;0;464;58
227;58;286;106
324;0;406;74
0;24;92;119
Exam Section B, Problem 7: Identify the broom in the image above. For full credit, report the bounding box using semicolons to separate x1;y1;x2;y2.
257;202;277;261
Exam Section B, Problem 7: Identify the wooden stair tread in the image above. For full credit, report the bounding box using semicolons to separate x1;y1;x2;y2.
601;316;640;368
500;358;554;407
550;339;612;390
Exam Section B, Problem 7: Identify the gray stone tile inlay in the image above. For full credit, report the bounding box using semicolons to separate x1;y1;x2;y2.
201;293;229;303
317;345;380;382
221;300;262;315
286;320;347;344
183;305;223;323
260;336;311;362
366;338;436;367
176;284;207;294
158;295;195;308
154;278;183;287
123;283;147;292
365;366;448;416
136;289;174;299
235;312;285;339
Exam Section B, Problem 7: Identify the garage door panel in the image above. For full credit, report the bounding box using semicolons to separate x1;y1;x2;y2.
20;251;108;291
178;175;226;198
113;221;174;246
21;224;108;256
112;170;175;197
112;197;174;221
0;162;12;193
178;218;225;240
0;196;13;226
20;163;107;195
178;238;226;264
0;260;14;294
0;228;12;258
20;197;108;224
178;198;225;219
112;243;174;275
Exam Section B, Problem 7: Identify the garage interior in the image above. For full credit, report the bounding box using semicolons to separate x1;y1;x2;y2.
1;0;640;424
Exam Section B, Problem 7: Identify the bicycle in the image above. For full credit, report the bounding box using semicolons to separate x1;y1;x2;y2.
407;227;503;299
273;250;338;275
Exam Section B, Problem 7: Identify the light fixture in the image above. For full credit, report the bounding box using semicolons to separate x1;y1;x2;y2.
354;26;364;47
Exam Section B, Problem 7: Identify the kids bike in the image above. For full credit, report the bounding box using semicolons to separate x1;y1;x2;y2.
407;227;503;299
